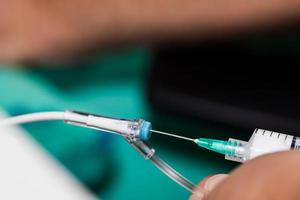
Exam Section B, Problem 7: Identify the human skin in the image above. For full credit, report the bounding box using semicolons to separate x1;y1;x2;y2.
1;0;300;63
190;151;300;200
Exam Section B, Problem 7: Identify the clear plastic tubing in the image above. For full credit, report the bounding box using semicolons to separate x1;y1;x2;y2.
128;140;196;192
150;155;195;192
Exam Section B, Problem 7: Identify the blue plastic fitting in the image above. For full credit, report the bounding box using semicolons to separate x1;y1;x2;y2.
139;121;152;141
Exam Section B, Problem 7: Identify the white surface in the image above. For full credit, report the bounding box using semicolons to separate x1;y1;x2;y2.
0;111;97;200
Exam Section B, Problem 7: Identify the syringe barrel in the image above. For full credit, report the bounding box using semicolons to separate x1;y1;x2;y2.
225;129;300;163
246;129;300;160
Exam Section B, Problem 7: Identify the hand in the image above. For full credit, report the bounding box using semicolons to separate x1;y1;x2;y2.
190;151;300;200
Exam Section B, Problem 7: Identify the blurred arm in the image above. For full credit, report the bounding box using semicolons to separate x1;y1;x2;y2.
1;0;300;62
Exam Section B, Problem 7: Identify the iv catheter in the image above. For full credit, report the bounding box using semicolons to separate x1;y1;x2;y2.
0;110;196;192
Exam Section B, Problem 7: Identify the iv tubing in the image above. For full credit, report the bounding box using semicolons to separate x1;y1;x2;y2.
0;111;197;193
0;112;68;126
150;155;195;192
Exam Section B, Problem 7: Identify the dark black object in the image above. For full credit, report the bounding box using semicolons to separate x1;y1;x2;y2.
149;35;300;134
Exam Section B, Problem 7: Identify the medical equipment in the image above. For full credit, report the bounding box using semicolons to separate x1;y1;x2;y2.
195;128;300;163
0;110;195;192
156;128;300;163
2;110;296;196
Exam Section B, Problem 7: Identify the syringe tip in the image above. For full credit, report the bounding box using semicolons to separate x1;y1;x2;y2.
194;138;212;149
194;138;234;156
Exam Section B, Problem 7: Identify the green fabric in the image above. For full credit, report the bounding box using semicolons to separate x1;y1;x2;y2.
0;48;234;199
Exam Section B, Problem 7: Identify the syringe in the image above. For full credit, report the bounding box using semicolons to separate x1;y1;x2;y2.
196;129;300;163
154;128;300;163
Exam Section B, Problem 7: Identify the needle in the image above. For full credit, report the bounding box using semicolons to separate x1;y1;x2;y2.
150;129;195;142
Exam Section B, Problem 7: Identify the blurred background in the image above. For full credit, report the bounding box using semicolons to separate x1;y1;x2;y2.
0;47;236;199
1;16;300;200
